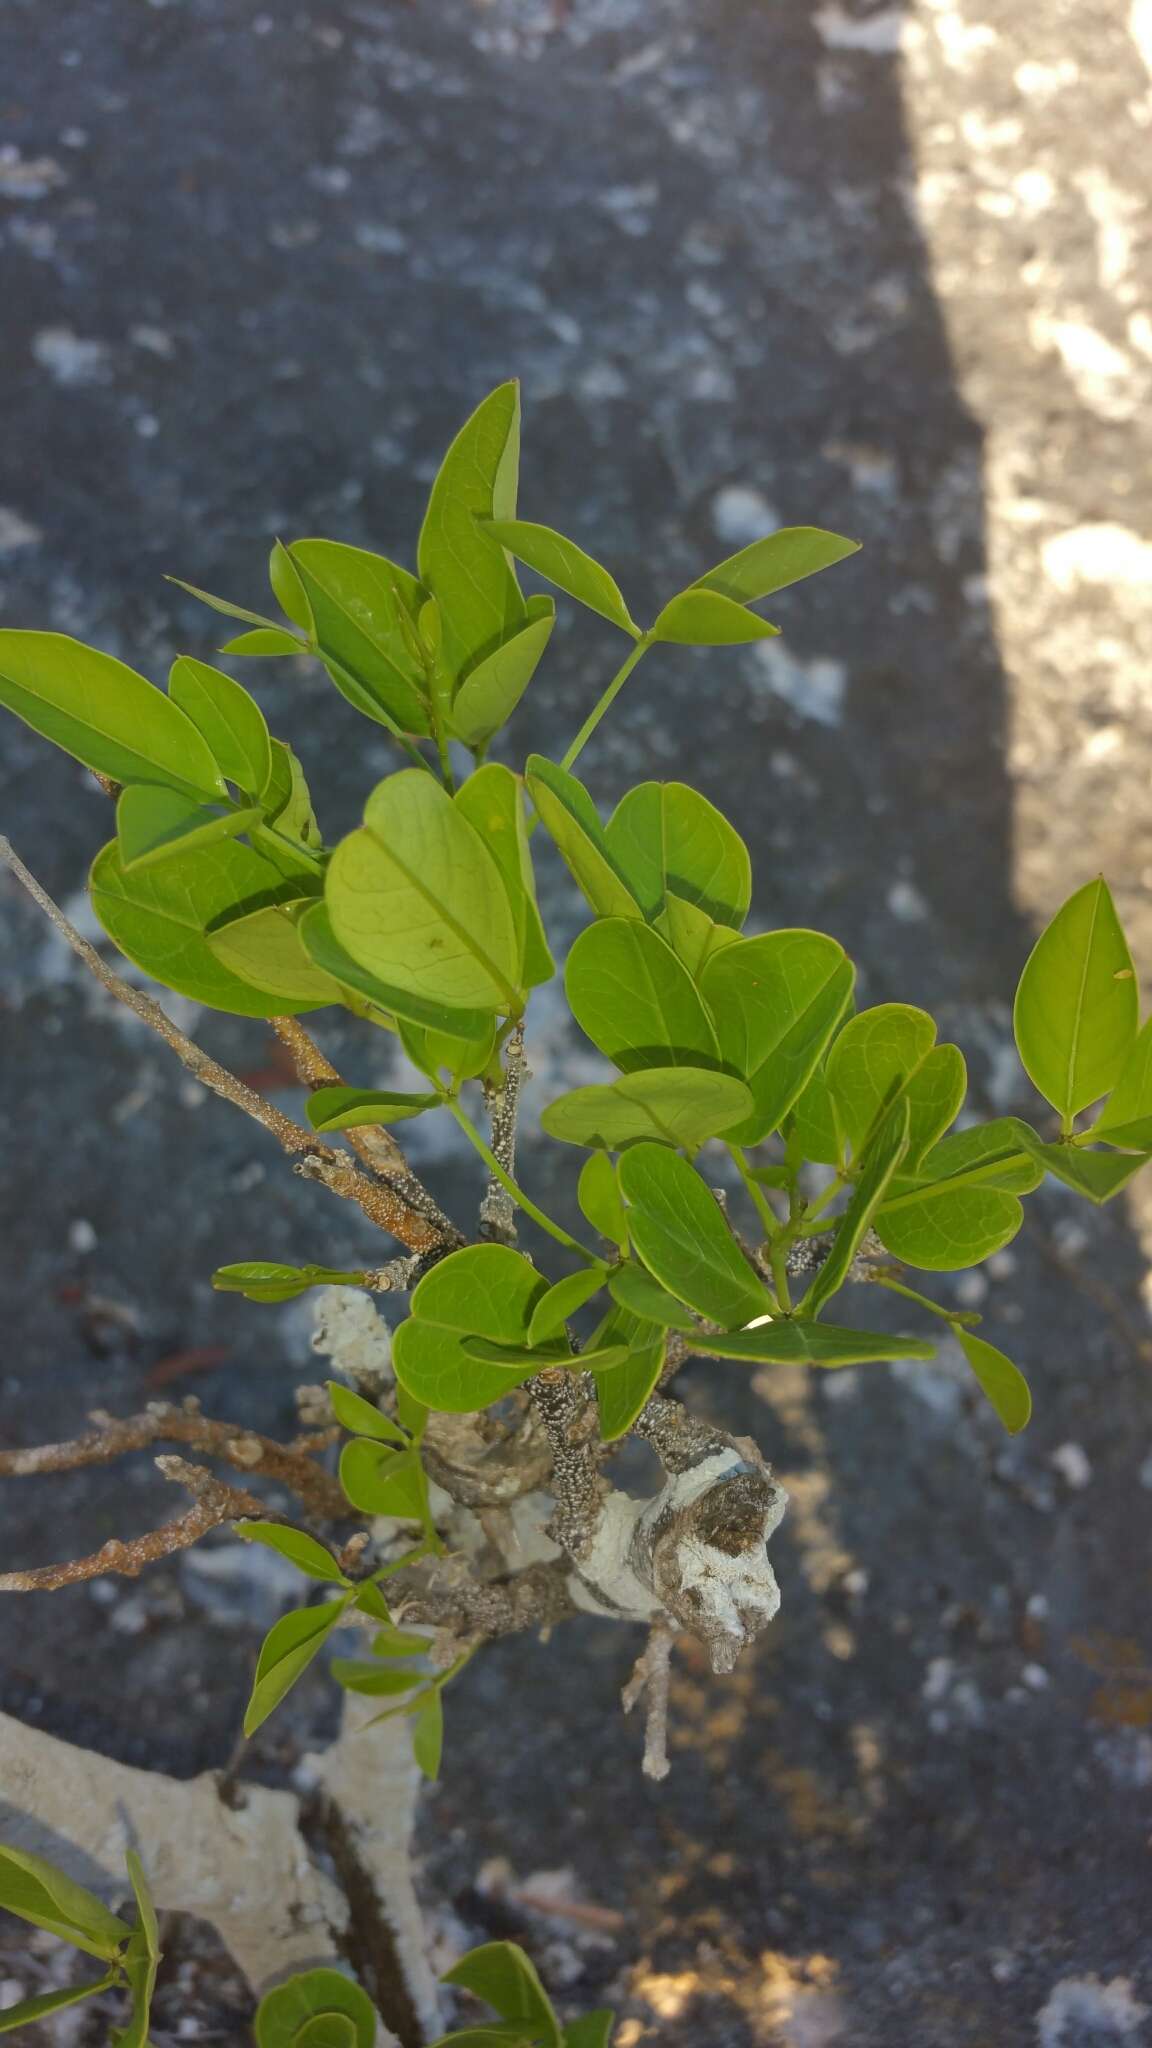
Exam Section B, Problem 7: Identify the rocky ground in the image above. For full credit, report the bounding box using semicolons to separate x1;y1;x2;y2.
2;1;1152;2042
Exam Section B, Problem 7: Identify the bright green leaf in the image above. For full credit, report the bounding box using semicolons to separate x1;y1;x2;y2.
655;894;743;978
607;1264;697;1331
167;575;282;631
0;630;225;797
484;518;638;636
650;589;779;645
617;1143;771;1327
1013;878;1138;1120
255;1968;378;2048
168;655;273;799
219;628;304;657
270;539;313;632
298;903;495;1051
454;762;554;989
236;1521;348;1584
331;1660;422;1698
1090;1016;1152;1149
957;1329;1032;1433
289;539;430;735
442;1941;561;2048
91;838;325;1016
687;1320;935;1366
825;1005;964;1166
875;1183;1023;1270
327;770;522;1012
566;918;720;1071
541;1067;752;1151
412;1688;445;1780
393;1244;546;1412
702;932;854;1145
0;1845;129;1960
802;1099;909;1316
339;1442;429;1521
262;740;322;850
450;599;556;747
244;1599;349;1737
1017;1132;1149;1205
306;1086;441;1131
563;2013;616;2048
695;526;860;605
326;1381;409;1444
592;1316;666;1439
604;781;751;928
787;1066;842;1166
578;1152;629;1254
116;785;261;871
527;1266;610;1343
903;1118;1045;1197
212;1262;370;1303
418;383;526;686
207;900;345;1006
0;1974;119;2035
525;756;642;920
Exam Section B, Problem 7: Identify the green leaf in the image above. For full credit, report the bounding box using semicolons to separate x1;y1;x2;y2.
565;919;720;1071
617;1143;771;1326
331;1660;422;1697
91;837;325;1016
901;1118;1045;1197
270;539;314;632
299;903;495;1052
563;2014;615;2048
418;383;526;686
255;1968;378;2048
207;900;345;1007
525;757;642;920
592;1316;666;1439
340;1442;429;1521
802;1100;910;1316
212;1262;370;1303
114;1852;162;2048
1090;1015;1152;1149
167;575;282;631
454;762;554;989
398;1013;499;1085
412;1688;445;1780
695;526;860;605
649;589;780;645
168;655;273;798
236;1521;349;1584
463;1337;636;1371
1016;1133;1149;1205
0;1974;119;2034
219;627;305;657
825;1005;964;1166
392;1245;546;1413
431;2033;539;2048
655;895;743;978
244;1599;349;1737
874;1183;1024;1270
527;1266;610;1343
787;1066;842;1166
0;630;226;797
263;739;322;849
370;1626;431;1657
702;932;854;1145
604;781;750;927
607;1264;697;1331
288;539;430;736
578;1153;629;1254
117;785;261;871
541;1068;752;1151
0;1845;130;1960
957;1329;1032;1433
306;1086;441;1131
687;1321;936;1366
1013;878;1138;1120
450;599;556;747
484;519;638;636
327;770;522;1012
442;1942;561;2048
327;1381;409;1444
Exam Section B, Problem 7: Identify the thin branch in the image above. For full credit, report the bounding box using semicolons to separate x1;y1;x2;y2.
270;1017;459;1242
528;1368;604;1563
0;838;454;1258
622;1621;675;1781
388;1556;577;1639
0;1456;267;1592
479;1021;527;1244
0;1398;350;1521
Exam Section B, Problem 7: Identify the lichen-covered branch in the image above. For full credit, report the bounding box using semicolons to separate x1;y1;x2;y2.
528;1367;605;1562
0;838;454;1258
479;1021;527;1243
0;1398;349;1521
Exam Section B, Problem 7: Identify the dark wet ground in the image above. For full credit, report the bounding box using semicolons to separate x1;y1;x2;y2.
2;3;1152;2042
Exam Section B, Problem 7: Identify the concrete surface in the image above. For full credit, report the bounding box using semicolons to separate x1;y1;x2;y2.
2;1;1152;2042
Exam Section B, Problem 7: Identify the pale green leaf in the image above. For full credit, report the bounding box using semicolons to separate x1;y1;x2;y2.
207;900;345;1006
269;539;314;632
219;628;304;657
0;630;225;797
392;1245;546;1412
1013;878;1138;1119
212;1262;369;1303
802;1099;909;1315
565;918;720;1071
607;1264;697;1331
340;1442;429;1521
825;1004;965;1166
117;785;261;871
244;1599;349;1736
255;1968;378;2048
604;781;750;927
541;1067;752;1151
525;756;642;920
289;539;430;735
236;1522;349;1583
957;1330;1032;1433
412;1689;445;1780
484;518;638;635
702;932;854;1145
454;761;554;990
527;1266;610;1343
1016;1131;1149;1205
649;589;780;645
327;1381;409;1444
442;1941;561;2048
695;526;860;605
875;1183;1023;1269
450;599;556;747
299;902;495;1050
0;1845;129;1960
0;1975;118;2034
418;383;526;686
577;1153;629;1253
1090;1015;1152;1149
687;1322;935;1366
168;655;273;798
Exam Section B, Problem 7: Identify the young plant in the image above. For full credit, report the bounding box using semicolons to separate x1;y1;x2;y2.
1;382;1149;1803
0;1843;160;2042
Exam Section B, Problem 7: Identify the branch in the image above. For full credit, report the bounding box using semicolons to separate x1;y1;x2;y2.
528;1368;605;1563
387;1555;578;1640
479;1021;527;1244
622;1621;675;1781
0;1455;267;1592
270;1016;459;1243
0;838;455;1258
0;1398;349;1521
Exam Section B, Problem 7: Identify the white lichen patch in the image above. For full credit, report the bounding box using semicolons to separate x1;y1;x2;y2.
1036;1975;1149;2045
750;643;847;727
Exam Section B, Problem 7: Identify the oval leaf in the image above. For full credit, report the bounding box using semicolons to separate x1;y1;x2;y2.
566;918;720;1071
527;1265;610;1343
418;383;526;685
236;1521;348;1584
690;1322;935;1366
0;630;225;797
957;1329;1032;1434
450;600;556;747
454;761;554;989
802;1099;909;1316
306;1086;441;1131
695;525;860;605
1013;878;1137;1120
702;932;854;1145
117;786;262;871
207;901;345;1006
244;1599;348;1737
875;1183;1023;1270
578;1153;629;1253
255;1968;378;2048
604;780;751;927
617;1143;771;1327
289;538;430;735
525;756;642;920
168;656;273;798
541;1067;752;1151
649;589;779;645
392;1244;546;1412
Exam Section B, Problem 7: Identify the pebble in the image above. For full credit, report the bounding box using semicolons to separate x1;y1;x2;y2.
1051;1442;1093;1490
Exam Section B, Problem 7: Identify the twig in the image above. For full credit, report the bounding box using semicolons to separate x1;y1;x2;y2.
0;1456;267;1592
270;1017;458;1241
622;1622;675;1782
479;1021;527;1244
0;1398;350;1521
528;1369;604;1563
0;838;454;1258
